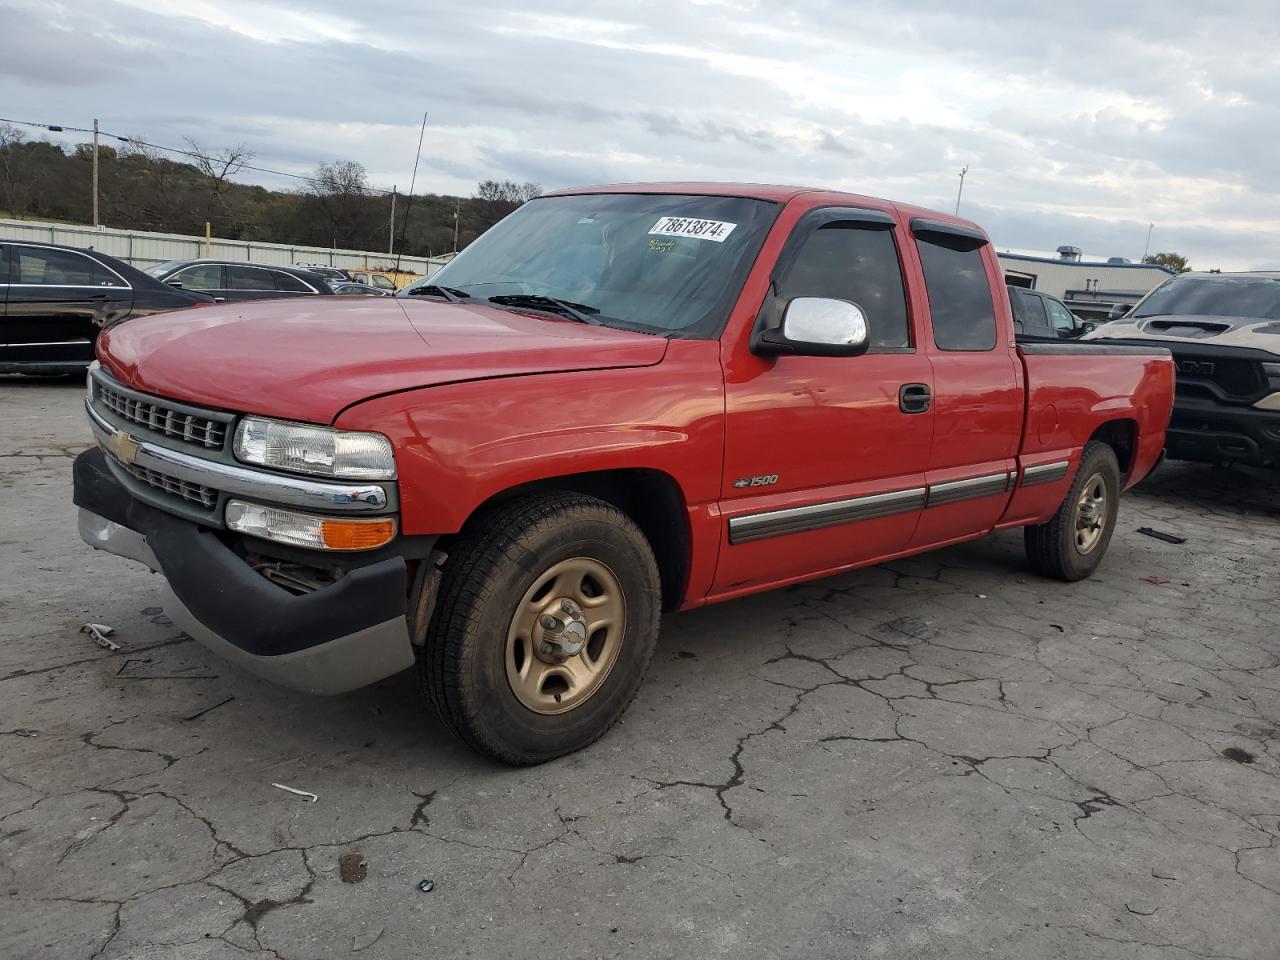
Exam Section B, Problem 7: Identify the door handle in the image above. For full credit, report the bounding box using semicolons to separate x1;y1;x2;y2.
899;383;931;414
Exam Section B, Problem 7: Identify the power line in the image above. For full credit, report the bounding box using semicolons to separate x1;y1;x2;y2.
0;114;404;197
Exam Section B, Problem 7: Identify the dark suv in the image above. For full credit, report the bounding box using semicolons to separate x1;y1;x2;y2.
144;261;335;302
1088;271;1280;466
1;241;214;374
1008;286;1093;341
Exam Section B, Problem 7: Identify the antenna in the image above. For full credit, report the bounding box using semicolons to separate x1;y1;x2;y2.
954;166;968;215
394;112;428;274
1141;223;1154;262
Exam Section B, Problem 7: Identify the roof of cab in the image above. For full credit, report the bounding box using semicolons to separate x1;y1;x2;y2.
542;181;987;238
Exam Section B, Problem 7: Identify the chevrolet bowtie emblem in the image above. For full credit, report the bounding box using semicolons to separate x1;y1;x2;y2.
106;429;142;466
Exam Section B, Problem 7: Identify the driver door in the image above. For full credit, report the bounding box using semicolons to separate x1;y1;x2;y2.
713;208;934;594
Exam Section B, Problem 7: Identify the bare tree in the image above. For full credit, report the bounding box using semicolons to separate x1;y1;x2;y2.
309;160;379;248
185;138;252;237
472;179;542;226
0;123;29;216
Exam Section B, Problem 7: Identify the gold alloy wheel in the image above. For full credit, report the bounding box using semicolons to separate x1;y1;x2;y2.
505;557;626;715
1074;472;1108;554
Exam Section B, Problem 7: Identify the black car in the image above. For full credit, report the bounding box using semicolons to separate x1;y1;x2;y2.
331;281;393;297
1;241;215;375
1008;285;1094;341
143;260;335;302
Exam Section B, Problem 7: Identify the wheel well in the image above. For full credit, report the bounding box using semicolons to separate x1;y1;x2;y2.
449;469;691;611
1088;419;1138;478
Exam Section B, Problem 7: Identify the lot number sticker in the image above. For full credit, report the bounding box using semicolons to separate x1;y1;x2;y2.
648;217;738;243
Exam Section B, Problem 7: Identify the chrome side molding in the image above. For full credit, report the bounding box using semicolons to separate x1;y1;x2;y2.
925;471;1010;508
728;487;926;544
1020;460;1070;487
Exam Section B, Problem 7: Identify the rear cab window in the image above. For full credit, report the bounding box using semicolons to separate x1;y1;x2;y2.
914;222;997;351
227;266;276;291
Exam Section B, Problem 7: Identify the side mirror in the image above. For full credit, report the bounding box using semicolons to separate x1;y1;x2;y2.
753;297;871;357
1107;303;1130;321
165;279;183;289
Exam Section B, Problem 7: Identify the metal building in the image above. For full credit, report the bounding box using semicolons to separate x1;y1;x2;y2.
997;249;1174;321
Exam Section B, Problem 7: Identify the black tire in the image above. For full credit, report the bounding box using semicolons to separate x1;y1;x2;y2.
420;492;661;765
1024;441;1121;582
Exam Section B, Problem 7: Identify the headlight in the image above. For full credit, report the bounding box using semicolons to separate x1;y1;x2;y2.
226;500;396;551
233;417;395;479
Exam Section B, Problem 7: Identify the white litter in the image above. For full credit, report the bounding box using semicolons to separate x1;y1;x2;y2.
271;782;318;802
82;623;120;652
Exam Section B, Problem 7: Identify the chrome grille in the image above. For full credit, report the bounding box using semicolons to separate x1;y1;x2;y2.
96;382;227;450
119;460;218;509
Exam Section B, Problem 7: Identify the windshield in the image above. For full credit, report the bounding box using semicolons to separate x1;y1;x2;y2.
402;193;779;337
1135;275;1280;321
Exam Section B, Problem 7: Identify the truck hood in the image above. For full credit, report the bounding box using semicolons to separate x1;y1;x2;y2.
97;298;669;423
1088;314;1280;357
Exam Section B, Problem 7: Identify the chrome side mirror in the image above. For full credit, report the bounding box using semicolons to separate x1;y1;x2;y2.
753;297;871;357
1107;303;1131;321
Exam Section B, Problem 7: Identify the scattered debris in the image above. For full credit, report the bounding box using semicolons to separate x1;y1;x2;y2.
352;927;384;952
1137;527;1186;544
1125;902;1159;916
1152;869;1179;881
183;695;235;722
1141;576;1170;585
1221;747;1256;765
7;729;39;737
81;622;120;651
977;594;987;599
1049;624;1064;632
676;651;697;660
416;879;435;893
271;782;318;802
339;852;367;884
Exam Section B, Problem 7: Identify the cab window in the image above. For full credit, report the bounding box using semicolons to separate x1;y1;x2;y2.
774;219;911;350
916;234;997;351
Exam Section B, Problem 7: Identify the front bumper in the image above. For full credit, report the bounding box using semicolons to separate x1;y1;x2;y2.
1166;397;1280;466
74;448;415;694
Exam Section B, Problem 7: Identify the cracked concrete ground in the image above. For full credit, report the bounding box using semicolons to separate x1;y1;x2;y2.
2;376;1278;960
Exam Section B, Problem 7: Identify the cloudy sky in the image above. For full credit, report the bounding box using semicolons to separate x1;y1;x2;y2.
4;0;1279;269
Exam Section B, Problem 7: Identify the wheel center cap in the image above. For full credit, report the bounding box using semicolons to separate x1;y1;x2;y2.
536;598;588;661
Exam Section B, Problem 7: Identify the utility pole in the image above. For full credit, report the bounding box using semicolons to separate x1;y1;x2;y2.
92;118;100;228
453;199;460;253
389;185;396;254
1142;223;1154;262
954;165;968;216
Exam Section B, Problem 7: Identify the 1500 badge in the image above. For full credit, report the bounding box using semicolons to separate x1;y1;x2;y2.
732;474;779;489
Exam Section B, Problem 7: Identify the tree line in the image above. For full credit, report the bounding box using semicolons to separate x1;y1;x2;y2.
0;125;539;258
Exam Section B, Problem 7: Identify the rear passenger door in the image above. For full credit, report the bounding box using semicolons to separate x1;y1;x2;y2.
907;221;1022;548
716;207;935;592
225;265;280;301
4;245;132;366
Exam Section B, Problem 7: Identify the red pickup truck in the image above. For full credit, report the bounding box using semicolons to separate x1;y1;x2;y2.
73;183;1174;764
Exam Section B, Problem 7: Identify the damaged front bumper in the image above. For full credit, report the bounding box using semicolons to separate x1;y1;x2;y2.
73;447;416;694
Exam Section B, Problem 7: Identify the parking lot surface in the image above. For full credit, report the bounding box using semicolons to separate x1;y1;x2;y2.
2;377;1278;960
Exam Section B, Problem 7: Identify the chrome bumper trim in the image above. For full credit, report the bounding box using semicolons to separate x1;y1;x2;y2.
1020;460;1071;487
86;400;388;513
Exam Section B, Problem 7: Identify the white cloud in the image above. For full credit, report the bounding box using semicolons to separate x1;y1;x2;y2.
2;0;1278;269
